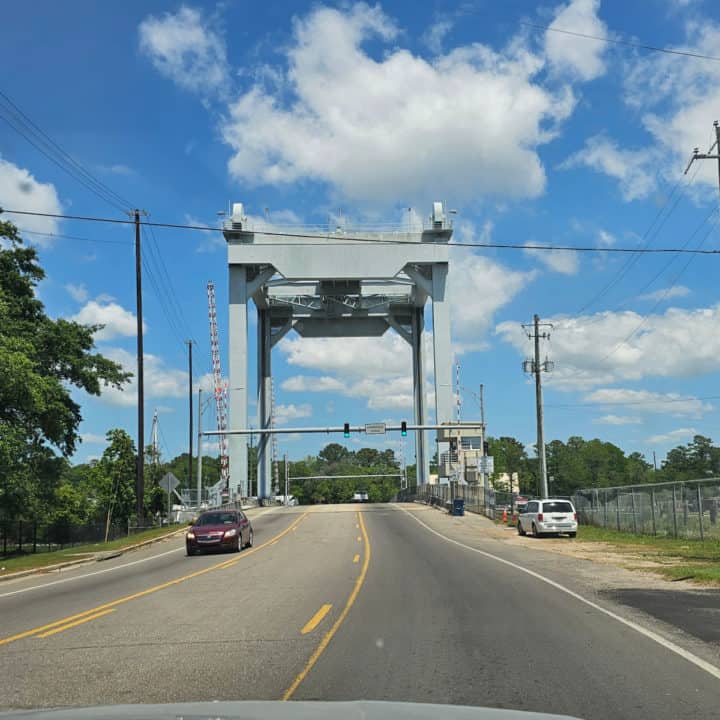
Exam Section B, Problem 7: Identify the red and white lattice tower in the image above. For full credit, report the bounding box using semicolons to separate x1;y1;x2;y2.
207;281;230;490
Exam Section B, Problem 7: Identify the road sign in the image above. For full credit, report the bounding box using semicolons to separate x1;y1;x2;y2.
479;456;494;474
365;422;386;435
159;472;180;492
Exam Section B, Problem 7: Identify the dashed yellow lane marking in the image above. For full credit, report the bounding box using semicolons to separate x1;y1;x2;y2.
300;604;332;635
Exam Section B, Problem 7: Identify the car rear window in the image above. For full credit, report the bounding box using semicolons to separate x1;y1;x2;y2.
542;501;573;513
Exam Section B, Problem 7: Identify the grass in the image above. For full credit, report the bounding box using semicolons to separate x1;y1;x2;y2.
0;524;186;577
575;524;720;585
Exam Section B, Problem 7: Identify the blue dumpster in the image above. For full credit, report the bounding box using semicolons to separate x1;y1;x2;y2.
452;498;465;516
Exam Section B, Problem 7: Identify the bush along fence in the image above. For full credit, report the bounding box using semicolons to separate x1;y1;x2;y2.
573;478;720;540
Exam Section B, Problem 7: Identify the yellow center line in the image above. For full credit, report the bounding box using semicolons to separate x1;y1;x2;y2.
282;509;371;701
353;554;360;564
36;609;115;639
0;511;308;647
300;604;332;635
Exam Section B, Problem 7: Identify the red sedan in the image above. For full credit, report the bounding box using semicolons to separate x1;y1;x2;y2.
186;510;254;555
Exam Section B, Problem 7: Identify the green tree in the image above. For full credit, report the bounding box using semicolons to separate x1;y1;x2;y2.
95;429;137;529
0;219;129;521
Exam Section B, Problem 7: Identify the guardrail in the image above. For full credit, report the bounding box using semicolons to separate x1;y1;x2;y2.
398;484;513;520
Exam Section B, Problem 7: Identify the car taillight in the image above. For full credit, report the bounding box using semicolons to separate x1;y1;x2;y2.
574;512;577;521
538;513;544;522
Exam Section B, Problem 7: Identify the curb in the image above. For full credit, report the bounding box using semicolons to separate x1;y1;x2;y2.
0;526;187;583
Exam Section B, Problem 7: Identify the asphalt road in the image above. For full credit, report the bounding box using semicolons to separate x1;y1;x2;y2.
1;503;719;719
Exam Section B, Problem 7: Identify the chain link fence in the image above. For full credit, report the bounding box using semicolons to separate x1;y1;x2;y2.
573;478;720;540
398;484;514;520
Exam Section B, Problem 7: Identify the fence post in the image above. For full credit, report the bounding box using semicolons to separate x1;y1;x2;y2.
630;492;638;534
18;520;22;552
697;484;704;541
603;490;608;528
616;492;621;531
672;485;678;539
650;488;657;536
32;520;37;554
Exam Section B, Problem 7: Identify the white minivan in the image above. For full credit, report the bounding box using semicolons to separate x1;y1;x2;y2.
518;498;577;538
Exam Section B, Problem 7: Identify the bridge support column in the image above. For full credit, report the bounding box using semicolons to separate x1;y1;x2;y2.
432;263;453;478
257;308;273;500
228;266;249;498
412;306;429;486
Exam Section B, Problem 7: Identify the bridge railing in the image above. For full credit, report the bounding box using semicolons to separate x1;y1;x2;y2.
398;484;508;520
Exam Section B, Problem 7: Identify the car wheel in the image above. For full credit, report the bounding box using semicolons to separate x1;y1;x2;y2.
517;521;526;536
234;536;241;553
186;545;195;556
245;528;254;548
568;532;577;538
532;523;541;538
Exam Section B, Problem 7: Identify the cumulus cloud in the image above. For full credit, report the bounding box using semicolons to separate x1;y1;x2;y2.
545;0;608;80
585;388;712;417
138;5;229;95
647;427;697;445
523;242;579;274
593;414;642;425
496;305;720;390
560;136;656;201
98;347;187;407
422;19;453;55
65;283;88;303
597;230;616;246
0;158;62;239
71;300;144;341
220;3;577;204
275;403;313;425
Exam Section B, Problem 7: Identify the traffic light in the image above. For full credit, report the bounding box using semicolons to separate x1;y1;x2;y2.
343;422;350;438
483;441;490;455
401;421;407;436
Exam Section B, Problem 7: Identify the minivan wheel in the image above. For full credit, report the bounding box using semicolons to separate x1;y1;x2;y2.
532;523;540;538
568;532;577;538
517;521;526;536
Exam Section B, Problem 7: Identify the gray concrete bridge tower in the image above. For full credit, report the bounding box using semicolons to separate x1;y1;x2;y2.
223;202;453;499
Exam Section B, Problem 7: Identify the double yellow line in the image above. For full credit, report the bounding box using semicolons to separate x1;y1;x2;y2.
0;511;308;646
282;510;371;700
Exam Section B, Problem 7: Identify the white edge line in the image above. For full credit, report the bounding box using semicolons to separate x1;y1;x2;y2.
0;506;280;599
396;504;720;682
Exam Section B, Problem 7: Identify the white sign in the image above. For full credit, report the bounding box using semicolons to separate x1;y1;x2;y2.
479;456;495;474
365;423;386;435
159;472;180;492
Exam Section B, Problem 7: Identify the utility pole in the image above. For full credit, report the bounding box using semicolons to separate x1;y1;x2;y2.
684;120;720;197
284;452;289;506
480;383;488;509
186;341;194;490
134;209;145;522
522;315;554;499
197;387;203;510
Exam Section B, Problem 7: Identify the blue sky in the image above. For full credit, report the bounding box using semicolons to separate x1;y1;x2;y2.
3;0;720;468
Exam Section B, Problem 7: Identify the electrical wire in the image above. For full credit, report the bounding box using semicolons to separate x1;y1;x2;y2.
15;228;131;245
4;209;720;254
522;22;720;62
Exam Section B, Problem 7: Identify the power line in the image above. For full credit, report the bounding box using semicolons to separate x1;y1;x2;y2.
522;22;720;62
16;228;131;245
4;208;720;254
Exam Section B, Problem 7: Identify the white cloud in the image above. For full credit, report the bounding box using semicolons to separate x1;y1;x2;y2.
637;285;691;302
422;19;453;55
274;403;313;425
597;230;616;246
593;414;642;426
81;432;108;445
560;136;656;201
65;283;88;303
138;6;229;95
496;304;720;390
71;300;143;341
524;242;579;275
647;428;697;445
545;0;608;81
98;347;187;407
221;3;576;204
585;388;712;418
281;375;345;393
0;158;62;239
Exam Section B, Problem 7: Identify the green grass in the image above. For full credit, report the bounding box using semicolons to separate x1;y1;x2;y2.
575;524;720;585
0;524;185;576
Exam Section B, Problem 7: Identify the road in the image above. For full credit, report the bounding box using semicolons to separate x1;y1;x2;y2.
1;503;719;719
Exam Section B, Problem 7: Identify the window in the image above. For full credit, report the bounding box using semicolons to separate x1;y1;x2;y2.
542;501;573;513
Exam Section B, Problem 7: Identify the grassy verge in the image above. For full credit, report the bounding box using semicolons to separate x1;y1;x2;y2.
576;524;720;585
0;524;185;577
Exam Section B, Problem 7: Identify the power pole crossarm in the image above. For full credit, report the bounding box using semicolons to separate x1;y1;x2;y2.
684;121;720;200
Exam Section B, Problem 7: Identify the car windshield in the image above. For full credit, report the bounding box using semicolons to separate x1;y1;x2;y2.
542;502;574;513
198;513;236;526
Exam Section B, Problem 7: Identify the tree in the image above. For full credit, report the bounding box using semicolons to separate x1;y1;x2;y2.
0;219;129;521
318;443;349;465
95;429;137;531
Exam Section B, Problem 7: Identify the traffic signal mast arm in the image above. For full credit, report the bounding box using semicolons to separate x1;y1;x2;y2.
202;422;484;436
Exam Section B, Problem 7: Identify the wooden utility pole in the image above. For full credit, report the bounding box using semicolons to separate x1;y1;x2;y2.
186;340;194;489
134;209;145;521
